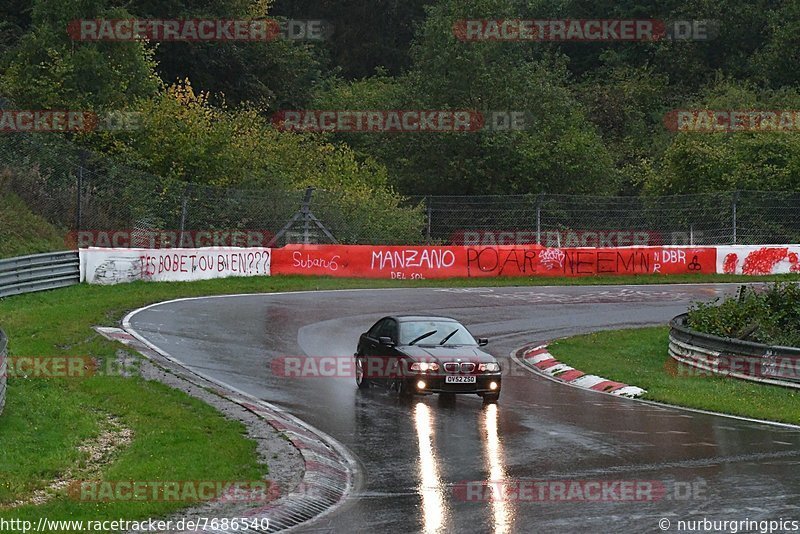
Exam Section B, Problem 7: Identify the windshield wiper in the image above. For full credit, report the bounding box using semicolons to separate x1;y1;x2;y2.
439;328;459;345
409;330;437;346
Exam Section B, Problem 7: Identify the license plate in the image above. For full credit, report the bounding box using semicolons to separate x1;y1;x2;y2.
445;375;476;384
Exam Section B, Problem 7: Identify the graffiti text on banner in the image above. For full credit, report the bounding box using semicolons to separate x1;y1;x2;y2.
465;247;714;276
717;246;800;275
80;247;271;284
270;245;716;279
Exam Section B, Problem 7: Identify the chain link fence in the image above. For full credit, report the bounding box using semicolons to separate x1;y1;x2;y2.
0;132;425;247
415;191;800;246
2;131;799;249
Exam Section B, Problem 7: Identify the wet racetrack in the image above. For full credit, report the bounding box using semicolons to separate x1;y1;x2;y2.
126;284;800;533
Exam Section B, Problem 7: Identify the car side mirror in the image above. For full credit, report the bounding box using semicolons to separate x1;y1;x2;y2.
379;336;396;347
478;338;489;346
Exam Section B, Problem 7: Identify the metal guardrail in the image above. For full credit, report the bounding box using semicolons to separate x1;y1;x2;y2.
669;313;800;387
0;329;7;415
0;251;80;298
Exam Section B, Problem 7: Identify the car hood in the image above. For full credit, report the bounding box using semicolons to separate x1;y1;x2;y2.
400;345;496;363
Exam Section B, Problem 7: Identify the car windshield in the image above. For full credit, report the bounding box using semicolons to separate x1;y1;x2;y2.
399;321;477;346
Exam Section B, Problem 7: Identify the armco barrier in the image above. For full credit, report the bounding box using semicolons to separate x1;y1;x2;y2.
669;313;800;388
0;328;7;415
0;251;80;298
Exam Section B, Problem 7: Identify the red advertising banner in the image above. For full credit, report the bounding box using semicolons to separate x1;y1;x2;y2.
271;245;716;279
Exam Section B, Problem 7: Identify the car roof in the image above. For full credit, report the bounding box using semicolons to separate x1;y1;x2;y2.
393;315;459;323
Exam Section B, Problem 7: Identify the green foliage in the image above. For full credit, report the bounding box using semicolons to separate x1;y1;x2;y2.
313;0;617;195
5;0;800;208
0;0;161;110
574;65;674;193
89;80;424;243
687;282;800;347
271;0;431;79
647;82;800;195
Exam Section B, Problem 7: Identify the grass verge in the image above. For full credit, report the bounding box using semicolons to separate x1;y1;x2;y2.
548;327;800;425
1;272;799;527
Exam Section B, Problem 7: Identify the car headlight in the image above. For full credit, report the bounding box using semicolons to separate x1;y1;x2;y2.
410;362;439;372
479;362;500;372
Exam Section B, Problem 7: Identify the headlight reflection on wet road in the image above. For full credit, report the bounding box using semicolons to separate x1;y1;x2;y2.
481;402;513;534
414;401;447;534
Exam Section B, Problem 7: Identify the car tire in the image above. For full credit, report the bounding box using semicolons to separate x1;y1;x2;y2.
355;355;369;389
482;392;500;403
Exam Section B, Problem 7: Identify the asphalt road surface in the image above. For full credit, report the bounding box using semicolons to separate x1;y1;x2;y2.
127;284;800;533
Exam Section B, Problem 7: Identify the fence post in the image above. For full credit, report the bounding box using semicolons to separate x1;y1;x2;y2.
178;184;190;247
302;187;313;244
732;190;739;245
425;196;432;244
75;150;86;231
536;194;542;245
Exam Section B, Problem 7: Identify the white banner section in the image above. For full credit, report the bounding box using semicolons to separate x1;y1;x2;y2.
80;247;271;284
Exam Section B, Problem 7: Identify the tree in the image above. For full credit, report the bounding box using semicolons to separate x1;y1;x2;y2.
0;0;160;110
314;0;617;195
647;82;800;195
270;0;432;78
0;0;33;54
120;0;326;109
100;80;424;242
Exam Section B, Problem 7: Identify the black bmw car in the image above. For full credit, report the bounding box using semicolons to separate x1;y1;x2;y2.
354;315;501;402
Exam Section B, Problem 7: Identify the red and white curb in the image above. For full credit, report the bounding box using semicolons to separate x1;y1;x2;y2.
519;345;646;398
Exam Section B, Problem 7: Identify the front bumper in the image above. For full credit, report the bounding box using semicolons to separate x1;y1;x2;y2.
403;373;501;395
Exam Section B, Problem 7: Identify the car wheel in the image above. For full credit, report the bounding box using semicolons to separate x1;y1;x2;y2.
355;355;369;389
482;392;500;403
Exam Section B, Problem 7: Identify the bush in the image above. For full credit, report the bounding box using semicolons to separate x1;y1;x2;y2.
687;282;800;346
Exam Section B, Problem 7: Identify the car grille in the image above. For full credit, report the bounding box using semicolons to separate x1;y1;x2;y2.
444;362;476;373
